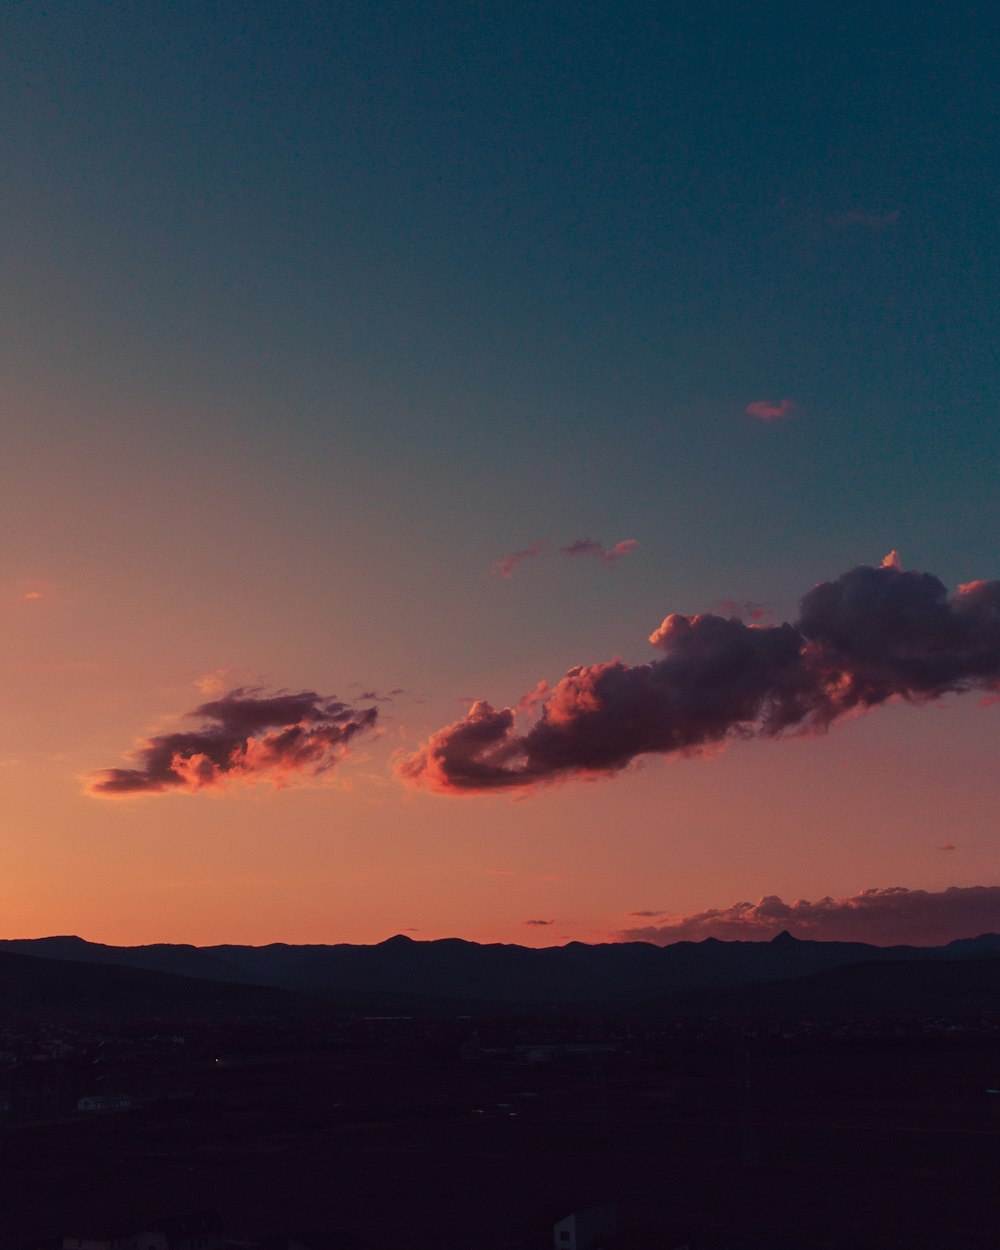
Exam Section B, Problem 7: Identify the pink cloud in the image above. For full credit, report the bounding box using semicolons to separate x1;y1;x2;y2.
746;399;796;422
491;541;547;579
399;559;1000;794
89;687;378;797
525;918;554;926
559;538;639;565
11;578;54;603
615;885;1000;947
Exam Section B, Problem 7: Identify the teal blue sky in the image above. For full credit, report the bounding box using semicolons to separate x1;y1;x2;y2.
7;2;999;577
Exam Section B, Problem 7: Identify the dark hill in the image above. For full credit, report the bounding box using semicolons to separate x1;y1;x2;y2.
0;948;301;1023
3;932;999;1012
651;956;1000;1023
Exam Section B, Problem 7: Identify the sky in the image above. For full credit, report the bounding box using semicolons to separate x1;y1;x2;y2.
2;0;999;947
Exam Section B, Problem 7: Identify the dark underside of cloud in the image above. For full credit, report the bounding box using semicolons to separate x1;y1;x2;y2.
616;885;1000;947
89;688;378;797
399;560;1000;794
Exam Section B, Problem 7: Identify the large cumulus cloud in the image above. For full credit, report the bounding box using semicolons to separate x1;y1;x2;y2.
399;560;1000;794
89;688;378;797
616;885;1000;947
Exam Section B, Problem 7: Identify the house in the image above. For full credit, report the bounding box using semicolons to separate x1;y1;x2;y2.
127;1211;223;1250
553;1207;617;1250
62;1210;223;1250
76;1093;133;1114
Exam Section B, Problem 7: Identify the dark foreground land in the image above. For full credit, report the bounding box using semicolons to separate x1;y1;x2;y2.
2;1010;999;1250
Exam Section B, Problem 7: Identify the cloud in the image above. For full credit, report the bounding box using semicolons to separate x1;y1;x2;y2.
194;668;242;698
559;538;639;565
493;538;638;578
525;918;554;926
89;687;378;797
713;599;772;623
399;558;1000;794
938;843;957;852
615;885;1000;947
746;399;796;422
776;198;902;245
491;541;547;579
8;578;54;604
827;208;901;233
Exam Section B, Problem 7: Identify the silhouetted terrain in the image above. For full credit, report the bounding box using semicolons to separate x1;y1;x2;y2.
0;948;299;1022
2;936;1000;1248
2;1008;999;1249
4;931;1000;1012
648;956;1000;1023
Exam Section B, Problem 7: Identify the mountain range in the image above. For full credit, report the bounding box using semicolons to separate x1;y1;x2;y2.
2;931;999;1019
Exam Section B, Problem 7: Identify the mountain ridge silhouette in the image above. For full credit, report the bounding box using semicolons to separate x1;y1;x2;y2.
3;931;999;1012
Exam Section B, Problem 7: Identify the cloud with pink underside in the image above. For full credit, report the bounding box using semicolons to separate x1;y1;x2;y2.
615;885;1000;947
399;555;1000;795
89;687;378;797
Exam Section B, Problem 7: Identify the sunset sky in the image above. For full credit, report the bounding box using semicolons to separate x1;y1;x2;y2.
3;1;999;947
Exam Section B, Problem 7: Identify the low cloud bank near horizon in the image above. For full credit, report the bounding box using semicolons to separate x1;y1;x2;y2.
89;688;378;797
400;558;1000;794
616;885;1000;947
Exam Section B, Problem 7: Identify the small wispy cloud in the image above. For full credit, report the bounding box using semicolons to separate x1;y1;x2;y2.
194;668;244;698
491;541;548;579
493;537;638;578
559;538;638;565
827;208;901;233
746;399;796;422
525;918;554;926
8;578;54;604
713;599;772;623
776;198;902;246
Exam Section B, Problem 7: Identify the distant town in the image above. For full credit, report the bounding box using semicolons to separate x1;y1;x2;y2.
1;934;999;1248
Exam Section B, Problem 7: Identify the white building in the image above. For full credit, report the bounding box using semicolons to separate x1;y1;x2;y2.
76;1093;133;1113
553;1206;617;1250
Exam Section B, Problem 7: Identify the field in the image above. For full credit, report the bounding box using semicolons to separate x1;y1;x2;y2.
2;1016;999;1249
